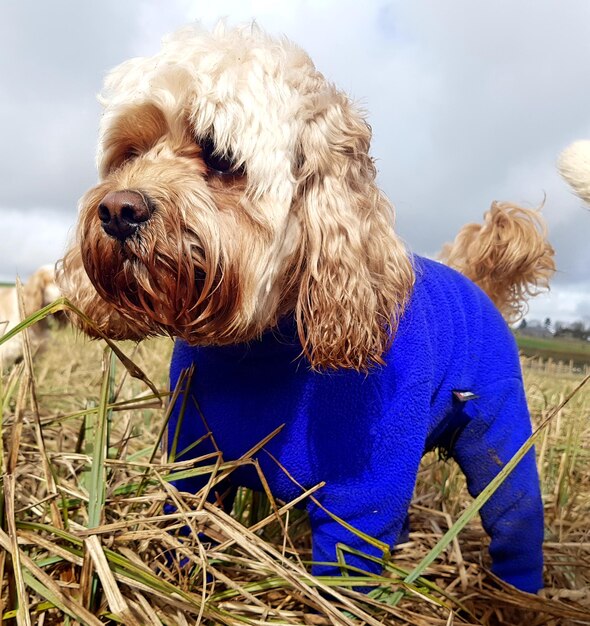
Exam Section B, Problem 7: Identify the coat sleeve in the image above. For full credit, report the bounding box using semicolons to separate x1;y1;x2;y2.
451;377;544;593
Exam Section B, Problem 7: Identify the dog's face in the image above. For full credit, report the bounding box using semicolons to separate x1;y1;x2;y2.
60;24;413;370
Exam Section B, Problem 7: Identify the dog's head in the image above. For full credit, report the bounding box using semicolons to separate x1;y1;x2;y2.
59;23;413;370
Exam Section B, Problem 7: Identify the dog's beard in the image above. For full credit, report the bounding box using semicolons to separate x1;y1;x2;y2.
78;191;245;344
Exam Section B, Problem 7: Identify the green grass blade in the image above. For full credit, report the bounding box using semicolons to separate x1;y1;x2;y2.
0;299;67;347
84;348;116;613
87;349;116;529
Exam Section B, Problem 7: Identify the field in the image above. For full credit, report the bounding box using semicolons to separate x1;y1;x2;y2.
1;321;589;625
516;335;590;369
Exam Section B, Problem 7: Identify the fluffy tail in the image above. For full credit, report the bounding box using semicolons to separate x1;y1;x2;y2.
558;140;590;205
440;201;555;323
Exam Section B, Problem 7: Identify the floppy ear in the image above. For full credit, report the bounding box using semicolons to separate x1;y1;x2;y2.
57;244;148;340
294;89;414;371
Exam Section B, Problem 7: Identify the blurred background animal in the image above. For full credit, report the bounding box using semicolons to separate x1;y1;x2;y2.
558;140;590;207
0;264;61;368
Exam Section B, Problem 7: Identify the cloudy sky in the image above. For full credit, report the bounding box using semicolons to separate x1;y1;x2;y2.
1;1;589;323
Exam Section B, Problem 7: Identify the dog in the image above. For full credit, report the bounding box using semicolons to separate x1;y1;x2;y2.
0;264;61;367
558;140;590;205
59;23;555;593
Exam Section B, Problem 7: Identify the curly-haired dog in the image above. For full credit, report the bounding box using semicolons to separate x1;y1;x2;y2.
59;24;555;593
558;140;590;205
0;265;61;367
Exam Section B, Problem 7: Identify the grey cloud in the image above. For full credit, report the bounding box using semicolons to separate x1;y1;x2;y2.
0;2;148;214
574;298;590;321
0;209;72;280
0;1;588;320
343;1;590;293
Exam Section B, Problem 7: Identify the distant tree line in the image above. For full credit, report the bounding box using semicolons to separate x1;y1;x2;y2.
553;320;590;341
518;318;590;341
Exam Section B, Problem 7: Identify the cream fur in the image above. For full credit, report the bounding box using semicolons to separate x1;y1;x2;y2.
558;140;590;205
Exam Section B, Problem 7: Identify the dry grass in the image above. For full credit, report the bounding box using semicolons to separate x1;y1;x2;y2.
1;317;589;625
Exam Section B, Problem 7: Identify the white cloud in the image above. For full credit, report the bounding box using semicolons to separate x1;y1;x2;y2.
0;208;72;282
527;284;590;325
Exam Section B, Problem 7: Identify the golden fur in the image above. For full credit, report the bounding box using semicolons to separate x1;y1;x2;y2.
59;24;554;370
0;265;61;367
440;202;555;323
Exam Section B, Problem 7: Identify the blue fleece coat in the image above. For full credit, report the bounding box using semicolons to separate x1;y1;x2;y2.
168;256;544;593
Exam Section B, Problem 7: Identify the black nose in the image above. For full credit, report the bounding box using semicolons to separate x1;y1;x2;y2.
98;190;152;241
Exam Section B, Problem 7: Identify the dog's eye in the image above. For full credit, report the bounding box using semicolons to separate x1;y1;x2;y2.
114;147;140;171
123;147;139;164
199;136;244;176
104;147;139;175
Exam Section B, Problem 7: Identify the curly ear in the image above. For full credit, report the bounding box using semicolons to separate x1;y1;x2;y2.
57;244;147;341
294;89;414;371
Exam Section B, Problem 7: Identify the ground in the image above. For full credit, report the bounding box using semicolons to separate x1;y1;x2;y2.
0;323;589;625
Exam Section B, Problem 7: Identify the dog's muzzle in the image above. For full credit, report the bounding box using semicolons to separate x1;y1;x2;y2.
98;190;153;241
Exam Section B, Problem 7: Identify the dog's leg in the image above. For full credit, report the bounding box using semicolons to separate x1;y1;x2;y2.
165;341;242;521
305;382;431;580
450;378;544;593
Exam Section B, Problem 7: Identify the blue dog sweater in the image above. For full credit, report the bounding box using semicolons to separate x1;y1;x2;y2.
168;256;544;593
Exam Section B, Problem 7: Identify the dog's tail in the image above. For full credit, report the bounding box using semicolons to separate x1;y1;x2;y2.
558;140;590;205
439;201;555;323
